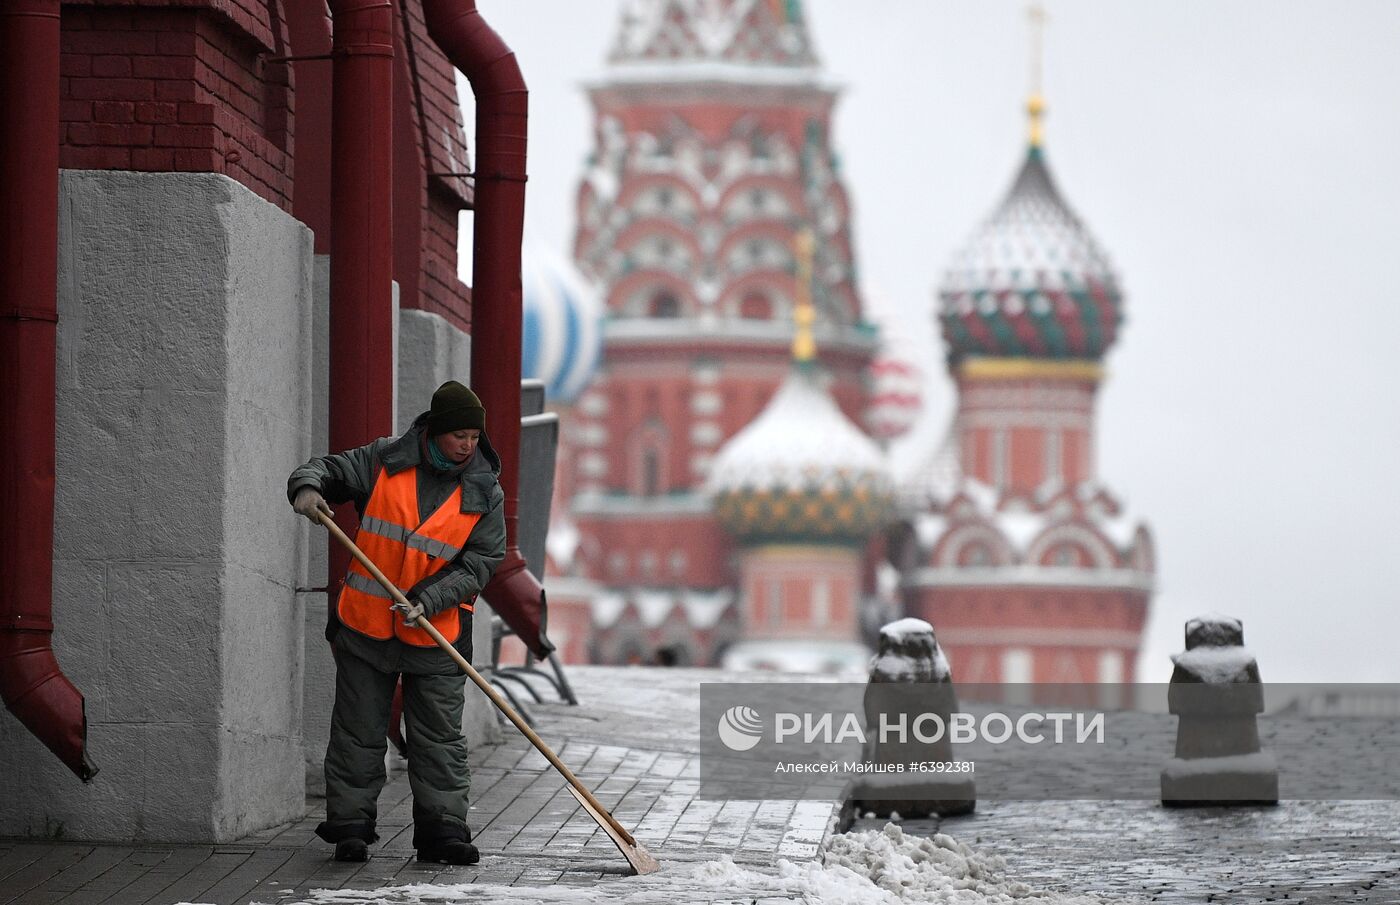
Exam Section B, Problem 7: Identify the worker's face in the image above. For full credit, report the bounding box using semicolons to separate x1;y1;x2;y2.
435;429;480;464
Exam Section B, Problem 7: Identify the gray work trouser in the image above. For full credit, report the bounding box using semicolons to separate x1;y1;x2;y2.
319;644;471;846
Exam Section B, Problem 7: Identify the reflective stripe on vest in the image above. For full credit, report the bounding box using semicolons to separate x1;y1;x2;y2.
359;515;464;561
338;466;483;647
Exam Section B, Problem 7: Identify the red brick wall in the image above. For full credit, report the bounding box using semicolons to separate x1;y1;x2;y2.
56;1;476;327
396;0;469;204
954;375;1098;494
740;548;860;641
908;585;1151;683
573;511;734;591
1009;425;1044;494
419;187;469;331
396;0;472;329
1063;427;1087;485
59;2;293;211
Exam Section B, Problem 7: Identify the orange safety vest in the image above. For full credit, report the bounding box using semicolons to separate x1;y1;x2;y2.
338;466;482;647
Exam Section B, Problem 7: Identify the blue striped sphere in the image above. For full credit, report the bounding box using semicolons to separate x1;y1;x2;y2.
521;242;603;404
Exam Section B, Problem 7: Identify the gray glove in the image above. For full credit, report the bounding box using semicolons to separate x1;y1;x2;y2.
293;487;333;523
392;597;425;627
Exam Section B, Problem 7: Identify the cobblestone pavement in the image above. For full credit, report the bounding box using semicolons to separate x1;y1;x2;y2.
0;667;838;905
850;795;1400;903
908;698;1400;902
833;691;1400;902
6;668;1400;904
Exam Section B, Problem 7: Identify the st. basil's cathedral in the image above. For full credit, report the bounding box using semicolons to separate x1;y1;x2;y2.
518;0;1155;685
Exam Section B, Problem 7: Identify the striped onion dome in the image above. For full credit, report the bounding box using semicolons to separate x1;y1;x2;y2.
865;347;923;442
938;148;1123;363
862;288;924;442
522;242;603;404
707;366;893;543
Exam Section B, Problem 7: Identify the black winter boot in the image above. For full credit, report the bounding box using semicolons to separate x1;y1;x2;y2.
316;820;377;862
413;822;478;865
416;838;479;865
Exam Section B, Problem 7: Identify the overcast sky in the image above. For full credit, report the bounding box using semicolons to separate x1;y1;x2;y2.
461;1;1400;682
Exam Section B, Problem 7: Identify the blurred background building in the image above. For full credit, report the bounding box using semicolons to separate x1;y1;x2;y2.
890;116;1154;685
518;0;1153;679
539;0;882;668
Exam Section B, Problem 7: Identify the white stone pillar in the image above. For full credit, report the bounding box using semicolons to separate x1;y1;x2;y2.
0;171;313;842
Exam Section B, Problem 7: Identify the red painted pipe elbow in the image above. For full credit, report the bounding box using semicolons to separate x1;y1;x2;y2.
0;626;97;781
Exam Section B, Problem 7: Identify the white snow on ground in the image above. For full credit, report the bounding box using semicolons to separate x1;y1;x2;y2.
823;825;1122;903
253;825;1128;905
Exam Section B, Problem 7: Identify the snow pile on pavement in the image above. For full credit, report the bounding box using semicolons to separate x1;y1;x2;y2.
256;824;1127;904
823;823;1118;902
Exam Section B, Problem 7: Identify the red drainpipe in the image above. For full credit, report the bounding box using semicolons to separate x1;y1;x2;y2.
326;0;396;589
423;0;548;654
0;0;96;781
283;3;333;254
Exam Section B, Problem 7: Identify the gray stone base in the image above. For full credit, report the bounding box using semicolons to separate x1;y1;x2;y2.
301;593;335;796
468;615;502;748
851;774;977;819
1161;757;1279;807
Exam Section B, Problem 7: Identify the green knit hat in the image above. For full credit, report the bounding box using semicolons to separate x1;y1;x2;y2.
427;380;485;435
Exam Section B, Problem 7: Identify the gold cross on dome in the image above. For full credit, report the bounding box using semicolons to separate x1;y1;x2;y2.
1027;3;1048;148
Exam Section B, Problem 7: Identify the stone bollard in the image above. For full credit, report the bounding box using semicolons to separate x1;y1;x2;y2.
852;618;975;818
1161;614;1278;806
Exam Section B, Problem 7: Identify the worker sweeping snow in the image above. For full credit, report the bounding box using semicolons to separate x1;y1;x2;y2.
288;380;505;866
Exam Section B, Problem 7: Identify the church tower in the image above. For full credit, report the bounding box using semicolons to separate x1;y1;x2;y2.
896;14;1154;687
707;232;893;672
569;0;877;664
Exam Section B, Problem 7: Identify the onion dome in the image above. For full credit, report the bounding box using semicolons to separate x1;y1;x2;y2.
707;368;893;543
866;348;923;443
938;145;1123;363
709;230;891;543
521;241;604;404
861;288;924;443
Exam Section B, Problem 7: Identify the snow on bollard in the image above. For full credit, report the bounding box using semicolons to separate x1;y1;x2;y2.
1160;614;1278;806
851;618;975;819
